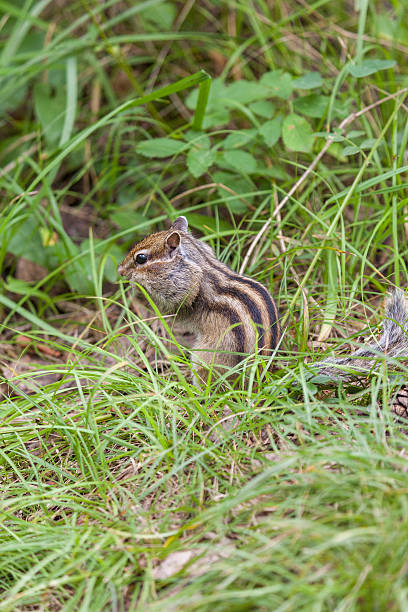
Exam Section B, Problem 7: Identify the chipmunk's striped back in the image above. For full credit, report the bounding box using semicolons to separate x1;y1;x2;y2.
188;235;280;358
118;216;280;381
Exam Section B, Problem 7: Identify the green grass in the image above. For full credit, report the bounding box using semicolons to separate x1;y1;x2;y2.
1;0;408;609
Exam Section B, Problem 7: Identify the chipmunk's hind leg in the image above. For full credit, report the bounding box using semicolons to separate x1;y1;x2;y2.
188;333;243;387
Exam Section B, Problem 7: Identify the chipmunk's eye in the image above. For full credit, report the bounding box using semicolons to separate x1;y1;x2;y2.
135;253;148;264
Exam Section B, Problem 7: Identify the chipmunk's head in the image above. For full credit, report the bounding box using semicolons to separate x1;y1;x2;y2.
118;216;202;312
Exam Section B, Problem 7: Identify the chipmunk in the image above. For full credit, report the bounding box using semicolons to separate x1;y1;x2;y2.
118;216;408;386
117;216;280;383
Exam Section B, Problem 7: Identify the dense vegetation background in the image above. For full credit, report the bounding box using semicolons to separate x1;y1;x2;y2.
1;0;408;609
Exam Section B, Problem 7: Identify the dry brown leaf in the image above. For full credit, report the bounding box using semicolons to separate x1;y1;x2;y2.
208;49;227;73
153;538;235;580
152;550;197;580
16;335;61;358
16;257;48;282
188;540;235;578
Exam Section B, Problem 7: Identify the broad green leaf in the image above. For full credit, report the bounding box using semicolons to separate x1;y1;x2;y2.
34;82;66;149
142;1;176;29
223;150;257;174
7;215;48;268
186;134;215;177
64;259;93;294
136;138;187;158
293;71;323;89
348;59;396;77
40;238;89;294
342;145;360;156
260;70;293;99
372;13;399;39
103;244;126;283
258;117;282;147
314;131;345;142
331;98;353;119
186;134;211;149
360;138;378;149
282;113;313;153
48;65;68;87
223;80;269;104
249;100;276;118
183;130;210;143
202;109;230;129
305;381;318;394
341;139;378;156
223;130;256;149
257;165;288;180
294;94;329;118
187;147;216;178
347;130;365;138
65;238;108;294
0;81;27;115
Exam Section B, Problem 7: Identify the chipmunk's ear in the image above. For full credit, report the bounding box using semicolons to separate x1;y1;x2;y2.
165;231;182;257
171;216;188;232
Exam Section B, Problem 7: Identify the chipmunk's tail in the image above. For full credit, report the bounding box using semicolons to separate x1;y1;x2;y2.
312;290;408;381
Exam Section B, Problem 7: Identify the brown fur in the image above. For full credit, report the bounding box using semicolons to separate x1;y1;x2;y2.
118;216;280;383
